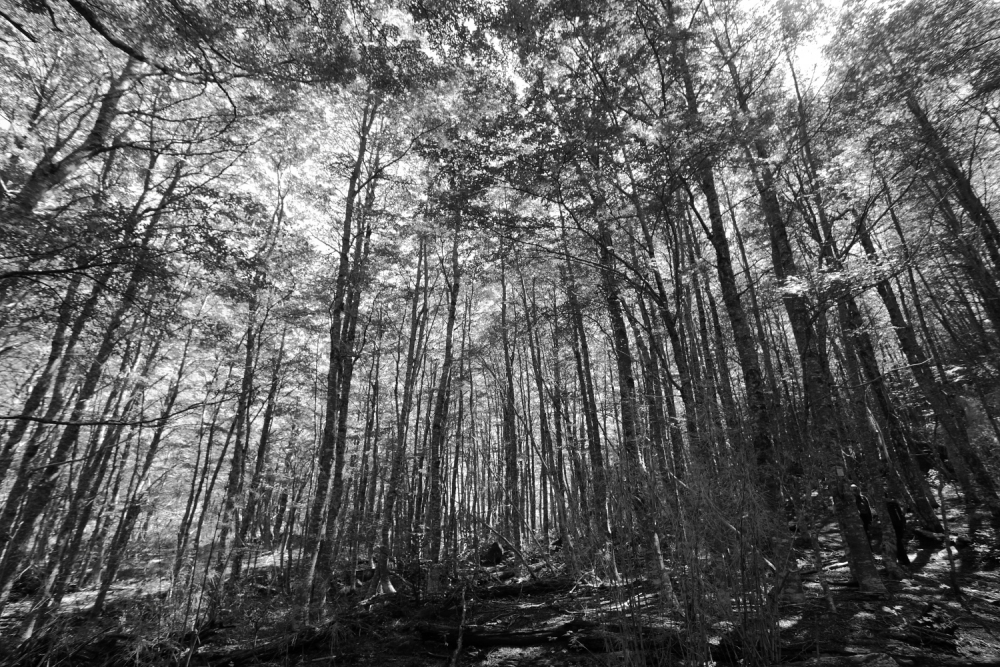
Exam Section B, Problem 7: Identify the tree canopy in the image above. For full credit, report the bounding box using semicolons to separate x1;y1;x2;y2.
2;0;1000;662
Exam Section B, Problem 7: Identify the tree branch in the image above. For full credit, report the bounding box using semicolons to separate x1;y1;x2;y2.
0;400;220;427
0;260;127;284
64;0;173;75
0;8;38;42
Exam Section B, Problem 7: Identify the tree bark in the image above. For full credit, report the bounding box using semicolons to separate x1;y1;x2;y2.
422;227;461;563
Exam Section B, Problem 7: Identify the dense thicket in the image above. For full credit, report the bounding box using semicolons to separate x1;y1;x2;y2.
1;0;999;661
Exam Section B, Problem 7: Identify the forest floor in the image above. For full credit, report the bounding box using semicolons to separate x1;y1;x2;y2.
4;502;1000;666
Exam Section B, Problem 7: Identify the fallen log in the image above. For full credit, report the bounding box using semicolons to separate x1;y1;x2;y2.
193;618;371;667
474;576;576;599
416;617;616;652
194;627;335;666
5;632;135;667
913;528;946;546
416;618;796;664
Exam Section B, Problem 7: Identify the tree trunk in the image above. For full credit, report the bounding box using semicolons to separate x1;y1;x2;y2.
302;97;379;609
11;58;139;215
0;166;181;607
422;228;462;563
500;257;521;552
374;243;428;595
231;330;287;581
717;47;885;591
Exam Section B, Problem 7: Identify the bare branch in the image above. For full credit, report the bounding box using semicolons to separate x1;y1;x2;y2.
64;0;173;75
0;400;220;427
0;7;38;42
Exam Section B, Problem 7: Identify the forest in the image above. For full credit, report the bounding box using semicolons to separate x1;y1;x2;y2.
2;0;1000;665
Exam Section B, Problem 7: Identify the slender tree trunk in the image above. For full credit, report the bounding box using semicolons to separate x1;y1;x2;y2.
865;194;1000;518
499;257;521;552
89;320;193;614
716;45;885;591
0;167;180;606
231;330;287;581
0;276;81;487
11;59;139;215
422;228;462;563
374;243;428;594
302;98;379;608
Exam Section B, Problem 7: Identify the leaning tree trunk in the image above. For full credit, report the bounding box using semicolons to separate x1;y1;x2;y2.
10;58;138;216
0;167;181;608
90;323;192;615
660;46;776;501
866;192;1000;519
25;319;159;633
751;150;884;593
716;46;885;591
